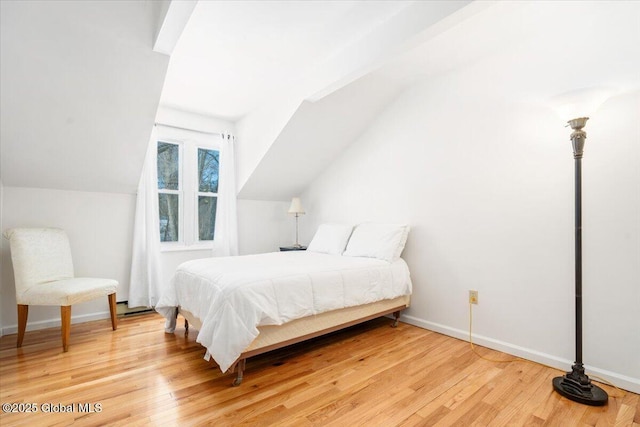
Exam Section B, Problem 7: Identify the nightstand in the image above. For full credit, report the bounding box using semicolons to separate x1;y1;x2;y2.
279;246;307;251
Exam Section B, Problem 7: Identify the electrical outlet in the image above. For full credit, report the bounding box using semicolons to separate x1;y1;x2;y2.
469;290;478;305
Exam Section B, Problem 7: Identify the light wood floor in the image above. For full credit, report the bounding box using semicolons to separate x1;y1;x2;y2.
0;313;637;427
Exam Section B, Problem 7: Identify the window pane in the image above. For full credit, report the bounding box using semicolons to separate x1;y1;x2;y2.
159;193;179;242
198;148;219;193
198;196;217;241
157;142;179;190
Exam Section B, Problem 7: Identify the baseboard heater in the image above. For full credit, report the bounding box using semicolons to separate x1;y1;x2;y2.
116;301;154;317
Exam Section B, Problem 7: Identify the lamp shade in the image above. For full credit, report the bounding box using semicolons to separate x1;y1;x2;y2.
288;197;305;215
549;87;614;122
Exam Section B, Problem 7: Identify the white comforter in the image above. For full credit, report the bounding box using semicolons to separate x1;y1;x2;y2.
155;251;412;372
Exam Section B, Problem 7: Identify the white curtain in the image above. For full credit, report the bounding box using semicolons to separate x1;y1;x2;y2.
128;127;162;308
213;133;239;256
129;129;238;309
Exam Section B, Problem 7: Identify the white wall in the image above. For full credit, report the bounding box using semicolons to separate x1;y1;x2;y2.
300;72;640;392
237;199;294;254
155;106;235;135
0;179;3;335
0;187;136;334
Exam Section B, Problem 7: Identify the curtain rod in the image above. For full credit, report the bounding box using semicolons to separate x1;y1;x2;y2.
155;122;222;137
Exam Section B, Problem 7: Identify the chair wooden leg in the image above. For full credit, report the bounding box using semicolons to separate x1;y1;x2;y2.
17;305;28;348
108;293;117;331
61;306;71;352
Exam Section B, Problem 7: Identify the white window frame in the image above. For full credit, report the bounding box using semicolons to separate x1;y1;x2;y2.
157;127;220;251
157;140;183;246
193;145;219;244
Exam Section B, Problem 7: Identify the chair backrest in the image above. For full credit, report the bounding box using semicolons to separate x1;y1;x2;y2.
5;228;75;298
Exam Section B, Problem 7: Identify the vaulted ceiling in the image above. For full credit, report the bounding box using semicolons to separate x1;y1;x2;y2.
158;0;476;197
1;0;170;193
236;0;640;200
1;1;639;201
159;0;417;121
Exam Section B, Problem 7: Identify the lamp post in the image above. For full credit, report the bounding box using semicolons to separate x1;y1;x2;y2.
551;116;608;406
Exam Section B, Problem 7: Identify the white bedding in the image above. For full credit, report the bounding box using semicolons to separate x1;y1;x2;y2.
155;251;412;372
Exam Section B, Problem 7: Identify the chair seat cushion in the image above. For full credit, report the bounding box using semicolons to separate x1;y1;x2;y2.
20;278;118;306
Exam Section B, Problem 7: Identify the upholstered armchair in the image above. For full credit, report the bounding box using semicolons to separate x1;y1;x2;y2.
5;228;118;351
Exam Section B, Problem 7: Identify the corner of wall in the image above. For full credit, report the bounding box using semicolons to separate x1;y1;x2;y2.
235;96;303;193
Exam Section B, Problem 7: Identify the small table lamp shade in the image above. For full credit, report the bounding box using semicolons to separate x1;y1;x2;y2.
288;197;305;215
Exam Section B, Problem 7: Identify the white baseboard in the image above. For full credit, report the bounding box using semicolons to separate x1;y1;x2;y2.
1;311;112;336
3;310;638;395
401;314;640;395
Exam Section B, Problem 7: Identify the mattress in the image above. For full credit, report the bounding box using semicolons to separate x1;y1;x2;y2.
156;251;412;372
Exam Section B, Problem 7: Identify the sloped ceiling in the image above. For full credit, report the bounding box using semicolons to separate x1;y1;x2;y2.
156;1;474;198
238;72;405;200
0;0;475;198
0;0;170;194
238;0;640;201
2;0;637;203
231;0;477;198
159;0;417;121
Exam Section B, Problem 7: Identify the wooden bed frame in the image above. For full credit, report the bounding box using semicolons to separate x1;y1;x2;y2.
176;295;410;386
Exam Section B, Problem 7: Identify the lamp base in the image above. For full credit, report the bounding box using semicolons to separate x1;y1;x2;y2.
552;367;608;406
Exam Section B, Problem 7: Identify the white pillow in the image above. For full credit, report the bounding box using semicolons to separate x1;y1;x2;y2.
306;224;354;255
343;223;410;262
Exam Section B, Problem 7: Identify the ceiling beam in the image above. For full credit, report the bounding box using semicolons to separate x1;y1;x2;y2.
153;0;198;56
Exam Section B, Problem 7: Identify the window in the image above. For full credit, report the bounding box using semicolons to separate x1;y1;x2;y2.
157;142;181;242
197;148;219;241
156;134;220;247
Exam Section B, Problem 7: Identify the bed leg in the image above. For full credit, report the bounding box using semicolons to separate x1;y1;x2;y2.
184;318;189;335
392;311;400;328
232;359;246;387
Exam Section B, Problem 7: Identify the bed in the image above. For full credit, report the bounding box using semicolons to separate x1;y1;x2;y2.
156;223;412;385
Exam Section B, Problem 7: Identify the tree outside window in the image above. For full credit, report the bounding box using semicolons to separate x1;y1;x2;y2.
197;148;219;241
157;140;220;245
157;142;180;242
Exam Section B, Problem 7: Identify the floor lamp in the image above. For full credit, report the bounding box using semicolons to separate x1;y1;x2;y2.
551;116;608;406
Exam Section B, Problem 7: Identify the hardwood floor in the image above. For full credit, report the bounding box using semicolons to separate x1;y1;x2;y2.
0;313;638;426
